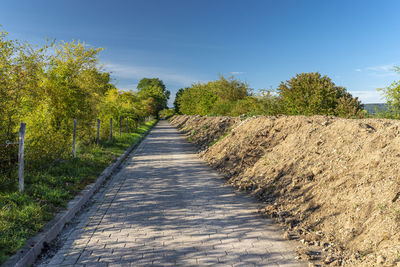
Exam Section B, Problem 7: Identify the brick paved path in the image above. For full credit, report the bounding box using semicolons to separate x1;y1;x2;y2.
38;121;305;267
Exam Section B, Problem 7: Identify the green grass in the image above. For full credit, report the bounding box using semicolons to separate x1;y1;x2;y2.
210;129;231;146
0;119;157;264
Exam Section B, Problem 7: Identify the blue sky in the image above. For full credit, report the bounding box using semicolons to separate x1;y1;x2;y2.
1;0;400;105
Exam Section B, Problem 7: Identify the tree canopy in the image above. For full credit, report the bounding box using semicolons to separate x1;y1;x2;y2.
378;66;400;118
0;30;166;162
137;78;170;115
277;72;363;117
174;73;364;118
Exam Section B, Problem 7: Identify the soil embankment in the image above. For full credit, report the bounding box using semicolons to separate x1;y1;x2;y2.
170;115;400;266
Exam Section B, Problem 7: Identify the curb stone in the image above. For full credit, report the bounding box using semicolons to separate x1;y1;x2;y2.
2;122;157;267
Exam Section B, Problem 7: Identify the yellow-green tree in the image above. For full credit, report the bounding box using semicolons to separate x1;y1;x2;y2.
277;72;363;117
137;78;170;116
378;66;400;118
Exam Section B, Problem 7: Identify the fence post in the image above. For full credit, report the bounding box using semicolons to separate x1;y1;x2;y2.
97;119;100;145
126;118;129;133
18;122;26;193
119;117;122;137
110;118;113;141
72;118;77;158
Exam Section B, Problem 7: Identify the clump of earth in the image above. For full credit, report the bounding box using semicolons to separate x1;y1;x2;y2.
170;115;400;266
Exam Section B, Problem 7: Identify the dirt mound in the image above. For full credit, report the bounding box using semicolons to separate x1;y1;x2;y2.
170;115;400;266
169;115;239;151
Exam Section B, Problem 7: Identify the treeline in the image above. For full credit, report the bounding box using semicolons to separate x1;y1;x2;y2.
0;31;169;162
174;73;365;118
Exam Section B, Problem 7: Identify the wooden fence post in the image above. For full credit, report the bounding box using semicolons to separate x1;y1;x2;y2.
97;119;100;145
18;122;26;193
110;118;113;141
119;117;122;137
72;118;77;158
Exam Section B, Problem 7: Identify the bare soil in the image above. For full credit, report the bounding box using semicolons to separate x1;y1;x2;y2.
170;115;400;266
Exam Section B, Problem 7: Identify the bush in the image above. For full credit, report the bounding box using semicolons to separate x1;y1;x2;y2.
277;72;363;117
0;30;165;186
378;66;400;119
159;109;175;119
176;76;250;116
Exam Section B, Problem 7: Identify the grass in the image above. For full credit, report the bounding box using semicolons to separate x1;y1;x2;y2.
0;119;157;264
188;129;198;142
210;129;231;146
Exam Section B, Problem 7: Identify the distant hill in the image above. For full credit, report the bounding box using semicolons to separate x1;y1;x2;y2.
363;103;388;114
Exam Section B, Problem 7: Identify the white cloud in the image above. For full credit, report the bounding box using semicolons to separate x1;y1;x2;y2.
356;64;399;77
349;90;385;104
104;62;197;86
366;64;394;72
230;71;246;75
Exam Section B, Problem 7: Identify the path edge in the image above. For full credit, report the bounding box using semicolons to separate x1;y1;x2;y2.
2;121;158;267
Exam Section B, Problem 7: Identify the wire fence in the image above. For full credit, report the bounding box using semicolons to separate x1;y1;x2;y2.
0;116;153;193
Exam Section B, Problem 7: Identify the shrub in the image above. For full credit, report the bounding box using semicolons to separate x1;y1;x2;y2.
378;66;400;119
277;72;363;117
177;76;250;116
159;109;175;119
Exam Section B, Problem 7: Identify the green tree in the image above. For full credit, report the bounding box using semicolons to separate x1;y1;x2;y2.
177;76;250;116
0;31;46;144
174;88;186;114
378;66;400;118
41;41;108;148
137;78;170;115
277;72;363;117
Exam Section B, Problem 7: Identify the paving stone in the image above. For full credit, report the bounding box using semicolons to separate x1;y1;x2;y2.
37;121;305;267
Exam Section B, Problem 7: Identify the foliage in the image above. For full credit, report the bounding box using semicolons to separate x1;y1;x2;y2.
378;66;400;119
175;73;363;118
173;88;185;114
177;76;250;116
277;72;363;117
159;108;175;119
229;90;281;116
0;30;164;169
137;78;170;116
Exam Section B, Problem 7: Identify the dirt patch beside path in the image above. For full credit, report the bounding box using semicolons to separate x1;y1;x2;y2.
169;115;239;151
170;115;400;266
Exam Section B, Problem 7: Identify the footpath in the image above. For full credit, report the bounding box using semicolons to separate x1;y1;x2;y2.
37;121;305;267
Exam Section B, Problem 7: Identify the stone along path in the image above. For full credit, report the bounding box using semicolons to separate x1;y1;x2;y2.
38;121;305;267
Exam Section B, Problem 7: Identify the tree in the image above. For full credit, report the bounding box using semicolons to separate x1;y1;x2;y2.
177;76;250;116
137;78;170;115
174;88;186;114
0;30;46;143
277;72;363;117
378;66;400;118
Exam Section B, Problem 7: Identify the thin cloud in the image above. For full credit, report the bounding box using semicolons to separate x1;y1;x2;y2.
356;64;399;77
366;64;394;72
230;71;246;75
104;62;197;86
349;90;385;104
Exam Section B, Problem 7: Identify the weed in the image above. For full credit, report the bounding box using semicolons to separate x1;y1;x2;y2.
378;203;387;211
210;129;232;146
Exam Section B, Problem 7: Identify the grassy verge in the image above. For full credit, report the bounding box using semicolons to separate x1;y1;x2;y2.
0;119;157;264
